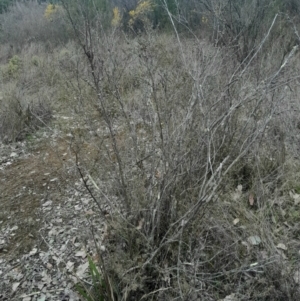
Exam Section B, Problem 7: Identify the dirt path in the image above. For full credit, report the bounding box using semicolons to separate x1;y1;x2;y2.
0;128;106;300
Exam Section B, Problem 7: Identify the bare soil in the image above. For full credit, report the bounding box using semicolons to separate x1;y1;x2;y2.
0;121;105;301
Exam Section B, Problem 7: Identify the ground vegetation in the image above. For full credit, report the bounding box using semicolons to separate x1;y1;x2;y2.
1;1;300;300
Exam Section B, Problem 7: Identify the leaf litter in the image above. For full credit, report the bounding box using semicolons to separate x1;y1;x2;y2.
0;130;109;300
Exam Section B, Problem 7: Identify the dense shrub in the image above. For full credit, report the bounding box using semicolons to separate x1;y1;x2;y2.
61;1;300;298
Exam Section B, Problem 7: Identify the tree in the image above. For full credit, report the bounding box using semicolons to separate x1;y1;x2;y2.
0;0;13;14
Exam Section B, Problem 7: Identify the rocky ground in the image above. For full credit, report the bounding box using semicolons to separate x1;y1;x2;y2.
0;117;108;301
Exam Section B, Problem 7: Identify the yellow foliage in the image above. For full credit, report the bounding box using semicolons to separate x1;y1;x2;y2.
201;16;208;24
129;0;153;26
44;4;59;20
111;7;122;27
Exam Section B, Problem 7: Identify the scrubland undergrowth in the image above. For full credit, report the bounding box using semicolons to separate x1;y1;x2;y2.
66;32;300;301
1;1;300;300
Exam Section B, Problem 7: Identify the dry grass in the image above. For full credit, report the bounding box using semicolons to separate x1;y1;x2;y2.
1;4;300;299
61;26;300;300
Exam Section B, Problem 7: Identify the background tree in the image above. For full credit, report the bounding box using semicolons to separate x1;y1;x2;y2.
0;0;14;14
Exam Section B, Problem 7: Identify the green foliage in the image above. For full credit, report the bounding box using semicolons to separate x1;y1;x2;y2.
273;0;300;15
2;55;23;79
75;257;111;301
8;55;22;71
294;186;300;194
0;0;13;14
62;0;111;28
152;0;177;28
196;0;276;62
59;0;300;34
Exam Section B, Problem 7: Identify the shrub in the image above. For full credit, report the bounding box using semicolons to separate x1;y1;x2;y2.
0;1;70;49
2;55;22;80
128;0;153;27
61;1;300;297
0;42;59;143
